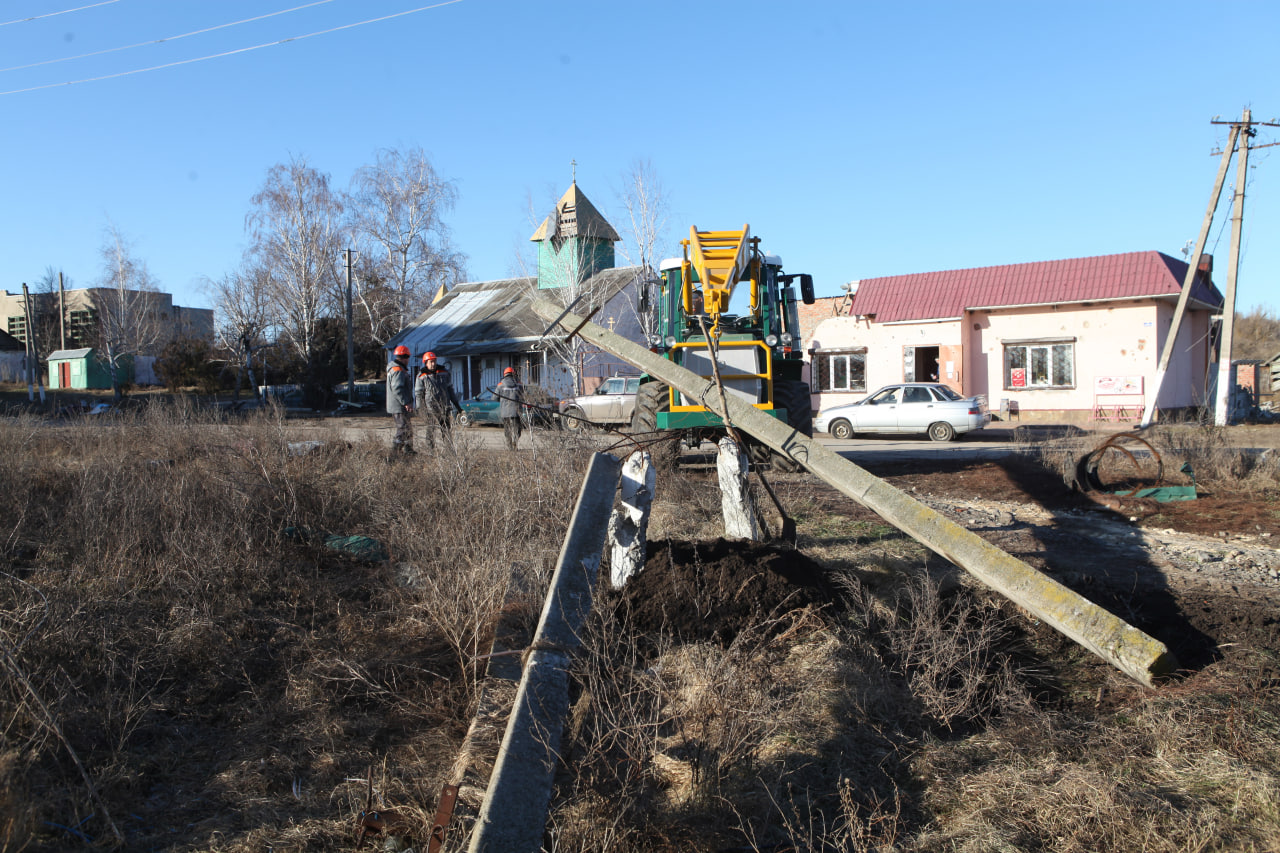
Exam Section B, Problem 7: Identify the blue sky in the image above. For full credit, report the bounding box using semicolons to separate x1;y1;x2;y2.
2;0;1277;316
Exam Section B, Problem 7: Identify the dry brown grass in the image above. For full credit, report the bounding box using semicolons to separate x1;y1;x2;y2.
0;404;593;851
3;409;1278;851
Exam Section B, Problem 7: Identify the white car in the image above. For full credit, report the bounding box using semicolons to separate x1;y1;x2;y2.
814;383;990;442
557;375;641;430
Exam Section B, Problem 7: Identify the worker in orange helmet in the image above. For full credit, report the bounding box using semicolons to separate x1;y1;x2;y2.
414;351;462;451
496;366;526;450
385;345;415;456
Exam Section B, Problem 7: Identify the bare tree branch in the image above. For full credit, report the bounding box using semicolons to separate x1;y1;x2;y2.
245;156;344;365
93;223;164;399
346;147;467;342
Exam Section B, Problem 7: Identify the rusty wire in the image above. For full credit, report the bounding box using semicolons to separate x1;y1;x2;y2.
1073;433;1165;495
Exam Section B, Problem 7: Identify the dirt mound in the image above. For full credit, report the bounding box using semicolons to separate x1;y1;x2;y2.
608;538;838;647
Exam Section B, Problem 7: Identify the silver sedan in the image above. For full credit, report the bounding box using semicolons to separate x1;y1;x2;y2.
814;383;990;442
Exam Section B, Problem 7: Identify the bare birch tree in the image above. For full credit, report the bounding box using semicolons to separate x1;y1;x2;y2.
615;158;672;341
207;264;272;400
93;224;163;399
347;147;466;342
245;156;344;368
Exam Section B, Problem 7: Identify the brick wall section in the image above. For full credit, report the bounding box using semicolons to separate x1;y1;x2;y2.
796;296;848;352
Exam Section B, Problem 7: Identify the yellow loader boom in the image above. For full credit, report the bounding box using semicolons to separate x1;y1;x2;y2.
682;225;760;334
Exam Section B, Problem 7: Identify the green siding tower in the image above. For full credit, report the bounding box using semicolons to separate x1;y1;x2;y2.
529;182;621;290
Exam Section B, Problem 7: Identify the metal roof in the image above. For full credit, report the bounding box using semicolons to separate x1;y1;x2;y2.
47;348;94;360
385;267;642;359
850;251;1224;323
0;329;23;351
529;182;621;243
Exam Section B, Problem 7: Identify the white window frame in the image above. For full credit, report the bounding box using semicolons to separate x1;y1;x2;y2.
813;348;867;393
1003;338;1075;390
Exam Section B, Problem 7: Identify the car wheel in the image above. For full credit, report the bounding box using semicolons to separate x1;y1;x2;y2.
830;419;854;440
562;406;586;431
928;421;956;442
457;411;473;428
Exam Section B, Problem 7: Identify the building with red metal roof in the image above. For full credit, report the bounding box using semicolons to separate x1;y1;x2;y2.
804;250;1223;423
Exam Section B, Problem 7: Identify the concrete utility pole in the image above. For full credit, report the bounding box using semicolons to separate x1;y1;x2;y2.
21;283;45;404
58;271;66;351
1140;123;1239;427
1214;109;1252;426
1143;110;1278;427
344;249;356;403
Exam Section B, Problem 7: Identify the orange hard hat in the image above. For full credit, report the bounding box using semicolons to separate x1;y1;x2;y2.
503;367;515;375
393;345;410;357
423;351;437;362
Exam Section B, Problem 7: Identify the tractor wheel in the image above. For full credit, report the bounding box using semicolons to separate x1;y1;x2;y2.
630;381;679;468
769;379;814;472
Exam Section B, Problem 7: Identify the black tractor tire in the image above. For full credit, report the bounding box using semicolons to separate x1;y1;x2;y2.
630;381;679;468
769;379;813;472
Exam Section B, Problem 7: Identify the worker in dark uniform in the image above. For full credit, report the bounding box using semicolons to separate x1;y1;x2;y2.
414;351;462;451
496;366;525;450
385;345;414;456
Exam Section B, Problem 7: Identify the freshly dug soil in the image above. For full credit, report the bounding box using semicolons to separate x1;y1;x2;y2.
608;538;837;647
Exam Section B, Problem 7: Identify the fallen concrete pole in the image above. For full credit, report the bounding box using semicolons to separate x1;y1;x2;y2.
468;452;622;853
530;297;1178;687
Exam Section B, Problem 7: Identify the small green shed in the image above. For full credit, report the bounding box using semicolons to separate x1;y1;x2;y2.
47;348;125;390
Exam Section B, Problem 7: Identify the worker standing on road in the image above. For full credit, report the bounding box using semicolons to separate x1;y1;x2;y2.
386;345;415;457
415;352;463;451
496;366;525;451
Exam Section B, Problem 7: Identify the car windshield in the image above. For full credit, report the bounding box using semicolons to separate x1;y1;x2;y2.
932;385;963;401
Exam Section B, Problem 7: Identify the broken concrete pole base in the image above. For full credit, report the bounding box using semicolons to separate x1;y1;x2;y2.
718;437;761;540
608;451;655;588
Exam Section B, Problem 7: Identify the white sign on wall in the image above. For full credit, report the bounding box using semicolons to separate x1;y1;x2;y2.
1094;376;1143;395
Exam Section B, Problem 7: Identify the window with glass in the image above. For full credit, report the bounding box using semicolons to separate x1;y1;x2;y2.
813;349;867;393
1003;341;1074;389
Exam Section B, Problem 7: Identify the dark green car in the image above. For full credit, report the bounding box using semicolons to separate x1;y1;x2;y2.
457;388;557;428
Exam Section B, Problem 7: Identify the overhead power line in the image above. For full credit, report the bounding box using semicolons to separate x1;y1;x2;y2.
0;0;119;28
1;0;340;73
0;0;466;96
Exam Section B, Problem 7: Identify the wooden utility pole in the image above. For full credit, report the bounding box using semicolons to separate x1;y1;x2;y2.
1213;109;1252;424
344;249;356;403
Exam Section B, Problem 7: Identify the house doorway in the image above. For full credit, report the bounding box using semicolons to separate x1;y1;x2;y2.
904;346;940;382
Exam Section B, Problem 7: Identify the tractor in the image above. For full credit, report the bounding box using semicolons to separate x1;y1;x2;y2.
631;225;816;468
